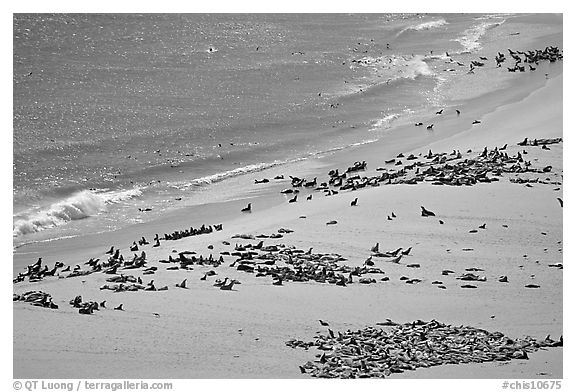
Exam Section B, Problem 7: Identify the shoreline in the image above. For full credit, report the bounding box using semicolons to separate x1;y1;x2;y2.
13;58;562;275
13;50;563;378
12;14;564;251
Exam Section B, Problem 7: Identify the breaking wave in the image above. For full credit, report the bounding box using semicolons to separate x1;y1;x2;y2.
397;18;448;37
352;54;435;82
370;113;401;131
172;138;382;191
13;188;142;237
172;160;303;190
452;20;505;53
410;19;448;31
369;108;415;132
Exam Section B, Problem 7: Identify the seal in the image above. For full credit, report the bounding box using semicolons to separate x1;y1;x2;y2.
421;206;436;217
220;279;236;290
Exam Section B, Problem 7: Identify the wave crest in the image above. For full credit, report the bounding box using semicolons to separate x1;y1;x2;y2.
352;54;435;81
397;18;448;37
172;161;300;190
411;19;448;31
452;20;504;53
13;188;142;237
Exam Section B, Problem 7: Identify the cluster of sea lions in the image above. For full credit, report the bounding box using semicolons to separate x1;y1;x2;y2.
272;139;560;204
503;46;563;72
231;228;293;239
287;319;563;378
13;248;151;288
445;46;562;74
13;290;58;309
70;295;105;314
125;223;223;251
415;46;562;129
228;243;395;286
161;223;223;242
248;138;560;208
100;250;149;273
510;177;561;186
13;257;101;284
518;137;562;147
160;252;225;270
99;274;162;292
13;258;63;283
69;295;125;313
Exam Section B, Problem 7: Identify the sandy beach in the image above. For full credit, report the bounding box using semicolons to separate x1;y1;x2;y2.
13;16;563;380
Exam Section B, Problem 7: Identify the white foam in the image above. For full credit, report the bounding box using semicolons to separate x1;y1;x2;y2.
173;160;302;190
397;18;448;37
452;20;505;53
369;108;416;132
400;55;436;79
13;188;142;237
411;19;448;31
353;54;435;81
173;138;387;191
95;187;143;204
370;113;401;131
316;139;379;155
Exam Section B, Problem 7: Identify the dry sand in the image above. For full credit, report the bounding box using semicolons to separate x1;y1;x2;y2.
13;63;563;379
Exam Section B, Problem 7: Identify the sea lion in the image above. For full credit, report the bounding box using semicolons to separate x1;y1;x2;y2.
421;206;436;217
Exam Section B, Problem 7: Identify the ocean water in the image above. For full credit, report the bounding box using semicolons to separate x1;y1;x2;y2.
13;13;562;247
